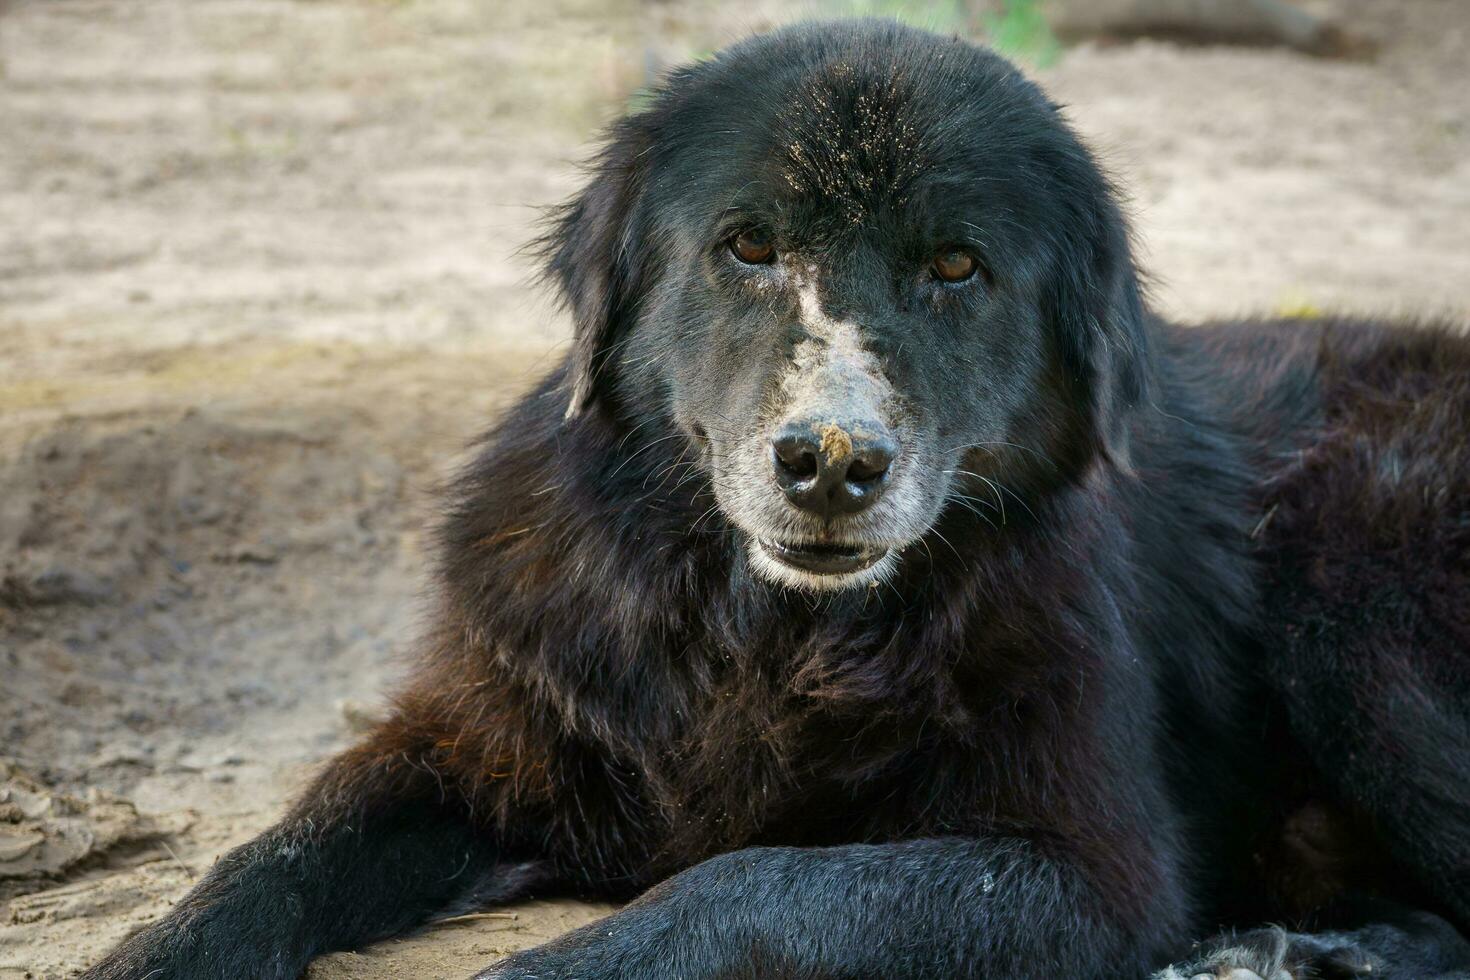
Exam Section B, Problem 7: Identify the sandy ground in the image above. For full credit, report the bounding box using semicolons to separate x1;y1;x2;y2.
1;0;1467;976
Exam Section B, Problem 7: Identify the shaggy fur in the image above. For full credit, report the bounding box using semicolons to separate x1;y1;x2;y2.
84;21;1469;980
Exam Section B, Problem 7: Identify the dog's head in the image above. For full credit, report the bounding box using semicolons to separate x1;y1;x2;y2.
540;21;1148;592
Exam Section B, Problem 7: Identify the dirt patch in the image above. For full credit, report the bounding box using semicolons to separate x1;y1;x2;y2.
1;0;1467;976
303;901;617;980
0;761;192;897
0;344;540;977
819;422;855;464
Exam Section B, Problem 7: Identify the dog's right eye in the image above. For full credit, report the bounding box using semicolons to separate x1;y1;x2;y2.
932;249;979;284
731;229;776;265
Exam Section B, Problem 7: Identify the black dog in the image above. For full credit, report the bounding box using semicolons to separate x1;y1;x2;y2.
85;20;1470;980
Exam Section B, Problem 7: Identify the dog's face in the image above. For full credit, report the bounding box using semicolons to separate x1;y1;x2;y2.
543;22;1147;592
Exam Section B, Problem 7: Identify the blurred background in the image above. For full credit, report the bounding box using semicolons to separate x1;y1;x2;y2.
1;1;1467;975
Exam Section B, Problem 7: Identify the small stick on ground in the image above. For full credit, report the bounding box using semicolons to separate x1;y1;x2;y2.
159;840;194;880
435;911;520;926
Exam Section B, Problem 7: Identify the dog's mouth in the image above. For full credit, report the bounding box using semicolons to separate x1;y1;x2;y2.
756;537;889;575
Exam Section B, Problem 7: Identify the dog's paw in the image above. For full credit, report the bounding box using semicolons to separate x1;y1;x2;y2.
1154;927;1379;980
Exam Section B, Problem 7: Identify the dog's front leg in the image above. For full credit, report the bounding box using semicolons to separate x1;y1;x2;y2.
476;836;1181;979
80;724;556;979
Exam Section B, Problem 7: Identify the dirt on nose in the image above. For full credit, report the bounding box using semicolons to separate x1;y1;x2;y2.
819;422;853;463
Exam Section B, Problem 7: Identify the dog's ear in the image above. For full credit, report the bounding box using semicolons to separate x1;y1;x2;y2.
1043;165;1151;474
537;120;653;420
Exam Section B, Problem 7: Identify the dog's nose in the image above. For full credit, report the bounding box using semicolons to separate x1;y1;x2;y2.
770;420;896;517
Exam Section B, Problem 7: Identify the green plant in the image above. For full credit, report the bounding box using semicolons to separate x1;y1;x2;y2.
983;0;1061;68
826;0;970;36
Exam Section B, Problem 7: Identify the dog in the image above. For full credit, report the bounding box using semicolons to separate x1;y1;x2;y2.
84;20;1470;980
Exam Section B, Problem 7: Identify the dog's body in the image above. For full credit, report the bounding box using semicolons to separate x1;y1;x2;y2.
86;22;1470;980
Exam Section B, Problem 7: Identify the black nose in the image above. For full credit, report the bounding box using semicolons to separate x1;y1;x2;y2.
770;420;897;517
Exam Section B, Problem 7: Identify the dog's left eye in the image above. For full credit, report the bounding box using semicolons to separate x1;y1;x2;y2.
731;229;776;265
932;249;979;283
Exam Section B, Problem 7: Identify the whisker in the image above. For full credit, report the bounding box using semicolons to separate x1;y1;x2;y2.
606;433;685;482
941;440;1054;466
947;495;999;531
926;524;965;563
945;468;1006;524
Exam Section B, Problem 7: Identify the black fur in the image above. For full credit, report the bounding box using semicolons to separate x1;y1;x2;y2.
83;21;1470;980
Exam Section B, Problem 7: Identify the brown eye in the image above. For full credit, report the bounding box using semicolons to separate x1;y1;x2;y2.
731;229;775;264
933;249;978;283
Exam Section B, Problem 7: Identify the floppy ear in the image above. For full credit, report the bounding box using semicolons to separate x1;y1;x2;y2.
1044;167;1151;474
537;122;652;420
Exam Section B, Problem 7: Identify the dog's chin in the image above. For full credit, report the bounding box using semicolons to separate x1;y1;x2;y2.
747;536;898;592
